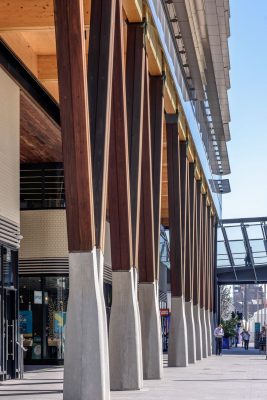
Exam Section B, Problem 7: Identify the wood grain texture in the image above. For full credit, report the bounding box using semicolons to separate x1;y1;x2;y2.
150;75;164;281
166;113;183;297
193;179;201;306
138;57;155;283
179;141;188;297
54;0;95;251
20;92;62;163
201;194;207;309
108;0;133;271
126;22;145;267
186;163;196;302
88;0;115;250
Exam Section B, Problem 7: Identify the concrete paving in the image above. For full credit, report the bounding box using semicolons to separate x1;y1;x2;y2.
1;350;267;399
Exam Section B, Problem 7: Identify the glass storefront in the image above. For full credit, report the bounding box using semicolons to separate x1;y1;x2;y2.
19;276;69;364
19;276;112;364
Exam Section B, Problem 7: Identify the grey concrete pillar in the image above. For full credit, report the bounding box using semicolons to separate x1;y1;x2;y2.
133;267;143;383
184;301;196;364
193;304;203;360
168;296;188;367
200;307;208;358
64;250;109;400
96;250;110;395
205;309;212;356
109;269;143;390
139;282;163;379
210;312;216;354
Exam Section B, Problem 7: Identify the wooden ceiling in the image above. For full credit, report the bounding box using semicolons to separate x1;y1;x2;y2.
20;93;62;163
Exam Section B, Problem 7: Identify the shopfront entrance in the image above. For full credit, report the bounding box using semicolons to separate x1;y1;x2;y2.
0;247;19;380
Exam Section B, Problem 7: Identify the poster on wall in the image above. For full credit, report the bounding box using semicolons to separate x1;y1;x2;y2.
54;312;67;335
19;310;33;335
34;290;42;304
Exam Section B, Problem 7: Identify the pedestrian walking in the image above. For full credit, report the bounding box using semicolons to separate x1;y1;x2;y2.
243;330;250;350
214;324;224;355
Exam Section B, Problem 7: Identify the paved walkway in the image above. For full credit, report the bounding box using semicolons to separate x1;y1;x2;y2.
0;350;267;399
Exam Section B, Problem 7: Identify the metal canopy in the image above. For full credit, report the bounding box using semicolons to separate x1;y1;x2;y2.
217;217;267;284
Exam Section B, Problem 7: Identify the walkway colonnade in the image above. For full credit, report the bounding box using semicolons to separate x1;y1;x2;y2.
53;0;217;399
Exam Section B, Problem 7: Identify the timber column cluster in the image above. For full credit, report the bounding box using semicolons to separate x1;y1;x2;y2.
53;0;218;398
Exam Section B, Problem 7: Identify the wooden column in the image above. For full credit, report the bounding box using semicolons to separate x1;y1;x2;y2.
188;163;196;303
166;113;183;297
139;57;155;283
196;181;203;307
150;75;164;281
88;0;115;250
193;179;201;306
205;206;211;312
201;194;207;310
108;0;132;272
54;0;94;252
180;141;188;297
126;21;146;267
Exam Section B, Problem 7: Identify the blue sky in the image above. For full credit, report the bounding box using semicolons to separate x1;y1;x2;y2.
222;0;267;218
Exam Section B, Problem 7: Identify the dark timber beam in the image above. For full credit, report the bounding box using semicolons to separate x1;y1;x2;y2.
166;113;183;297
150;75;164;282
54;0;94;252
88;0;115;250
196;181;202;308
126;21;146;267
139;57;155;283
201;194;207;310
108;0;133;272
188;163;196;302
205;206;211;312
180;141;188;296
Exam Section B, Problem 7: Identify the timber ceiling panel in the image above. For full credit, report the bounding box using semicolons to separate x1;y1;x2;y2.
20;93;62;163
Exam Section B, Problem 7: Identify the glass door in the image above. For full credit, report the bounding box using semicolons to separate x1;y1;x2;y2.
3;288;17;379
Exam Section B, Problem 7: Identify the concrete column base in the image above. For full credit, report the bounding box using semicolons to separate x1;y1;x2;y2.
96;250;110;394
133;267;143;382
168;296;188;367
193;304;203;360
200;307;208;358
184;301;196;364
63;250;109;400
139;282;163;379
205;309;212;356
210;312;216;354
109;269;143;390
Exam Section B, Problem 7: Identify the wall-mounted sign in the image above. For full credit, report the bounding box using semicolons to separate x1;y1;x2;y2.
160;308;169;316
34;290;42;304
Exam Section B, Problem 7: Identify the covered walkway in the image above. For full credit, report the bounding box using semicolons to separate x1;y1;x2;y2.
1;352;267;400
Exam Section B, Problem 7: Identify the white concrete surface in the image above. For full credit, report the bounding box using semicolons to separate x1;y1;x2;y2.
210;311;216;354
64;250;109;400
193;304;203;360
168;296;188;367
109;269;143;390
200;307;208;358
139;282;163;380
133;267;143;383
205;309;212;356
96;249;110;398
184;300;196;364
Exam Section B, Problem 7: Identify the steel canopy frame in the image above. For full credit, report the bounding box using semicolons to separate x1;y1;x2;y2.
217;217;267;284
